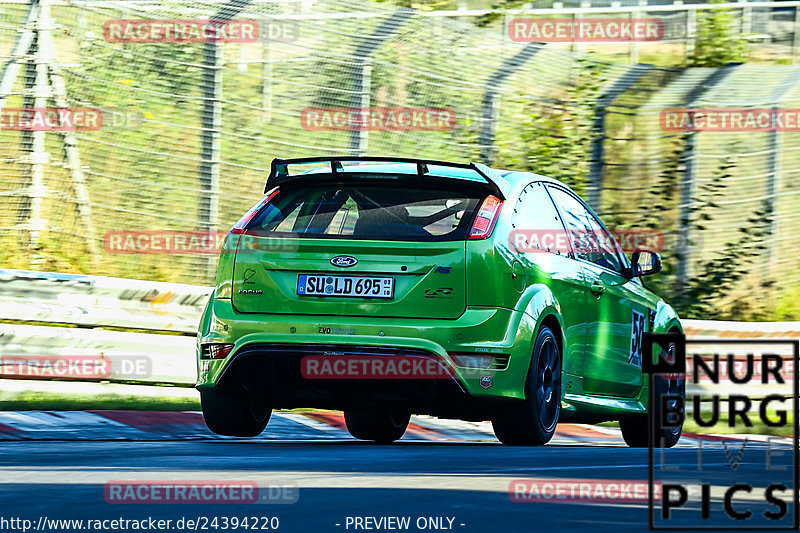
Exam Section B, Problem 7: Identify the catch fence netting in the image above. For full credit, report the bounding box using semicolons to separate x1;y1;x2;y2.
0;0;797;317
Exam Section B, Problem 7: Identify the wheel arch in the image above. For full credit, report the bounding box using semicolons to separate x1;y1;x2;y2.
538;314;564;365
519;283;568;374
653;300;683;334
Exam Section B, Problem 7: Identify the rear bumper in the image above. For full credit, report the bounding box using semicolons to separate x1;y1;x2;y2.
196;298;537;403
206;343;488;417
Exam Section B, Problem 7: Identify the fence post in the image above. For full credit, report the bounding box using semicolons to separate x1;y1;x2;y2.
573;1;590;57
0;2;39;110
200;39;222;282
586;65;654;211
200;0;253;281
793;6;800;65
47;41;100;264
675;64;740;292
479;92;499;165
739;0;752;34
261;18;272;123
684;3;696;61
764;70;800;274
23;0;50;269
347;8;413;155
630;0;646;64
358;62;371;155
478;43;543;165
503;13;509;53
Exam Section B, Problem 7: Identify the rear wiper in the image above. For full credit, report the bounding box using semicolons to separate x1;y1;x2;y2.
351;191;409;225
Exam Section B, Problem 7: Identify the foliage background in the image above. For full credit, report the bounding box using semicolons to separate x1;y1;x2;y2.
0;0;797;320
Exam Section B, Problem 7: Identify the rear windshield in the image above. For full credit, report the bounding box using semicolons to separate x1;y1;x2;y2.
246;186;483;241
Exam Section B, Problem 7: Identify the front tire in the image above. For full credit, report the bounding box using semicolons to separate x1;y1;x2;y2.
492;325;561;446
200;386;271;437
344;407;410;443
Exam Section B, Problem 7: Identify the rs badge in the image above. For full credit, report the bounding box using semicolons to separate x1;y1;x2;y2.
480;375;492;389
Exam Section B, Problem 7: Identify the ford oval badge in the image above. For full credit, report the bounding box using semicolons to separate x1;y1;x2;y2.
330;255;358;267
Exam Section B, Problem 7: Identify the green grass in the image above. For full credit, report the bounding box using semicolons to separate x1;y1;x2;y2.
598;413;793;436
0;390;342;413
0;391;200;411
0;319;193;336
1;390;791;439
683;413;794;437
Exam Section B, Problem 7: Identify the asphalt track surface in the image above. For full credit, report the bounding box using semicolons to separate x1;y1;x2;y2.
0;414;795;533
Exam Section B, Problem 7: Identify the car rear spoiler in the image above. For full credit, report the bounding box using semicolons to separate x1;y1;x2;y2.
265;156;505;200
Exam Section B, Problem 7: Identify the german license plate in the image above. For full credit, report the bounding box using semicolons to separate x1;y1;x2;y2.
297;274;394;299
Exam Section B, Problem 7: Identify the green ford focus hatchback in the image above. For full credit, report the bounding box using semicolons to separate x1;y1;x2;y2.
196;157;684;447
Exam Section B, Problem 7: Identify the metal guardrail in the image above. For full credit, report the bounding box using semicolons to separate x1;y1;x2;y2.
0;269;797;392
0;269;208;385
683;320;799;400
0;323;196;385
0;268;211;334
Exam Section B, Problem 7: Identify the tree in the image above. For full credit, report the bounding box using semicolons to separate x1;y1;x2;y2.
689;0;749;67
676;154;773;319
493;59;606;195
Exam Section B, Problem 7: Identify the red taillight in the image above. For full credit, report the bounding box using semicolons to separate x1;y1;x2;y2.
230;188;279;235
468;195;503;240
202;343;234;360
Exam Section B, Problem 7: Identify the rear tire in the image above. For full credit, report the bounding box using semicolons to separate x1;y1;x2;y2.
492;325;561;446
620;373;684;448
200;386;271;437
344;408;410;443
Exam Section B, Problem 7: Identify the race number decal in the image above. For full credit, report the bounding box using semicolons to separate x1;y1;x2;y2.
629;308;646;367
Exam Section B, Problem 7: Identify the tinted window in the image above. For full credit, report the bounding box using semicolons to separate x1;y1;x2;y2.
547;186;625;273
246;186;482;241
511;182;571;256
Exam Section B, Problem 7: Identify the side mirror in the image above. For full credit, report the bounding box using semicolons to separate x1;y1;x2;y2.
631;249;662;277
